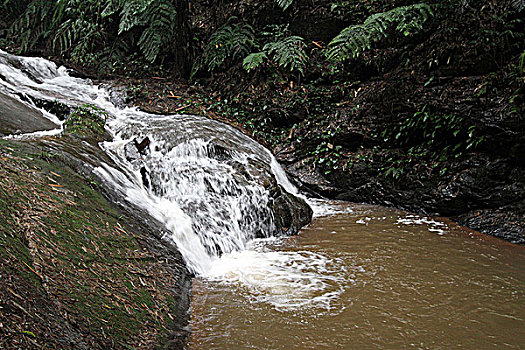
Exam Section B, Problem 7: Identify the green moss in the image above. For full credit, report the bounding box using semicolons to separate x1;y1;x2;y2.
0;139;178;348
64;104;107;137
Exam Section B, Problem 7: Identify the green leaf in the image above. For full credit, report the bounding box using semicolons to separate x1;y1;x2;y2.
243;52;267;72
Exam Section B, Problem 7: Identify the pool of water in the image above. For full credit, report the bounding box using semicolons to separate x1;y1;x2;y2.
189;203;524;349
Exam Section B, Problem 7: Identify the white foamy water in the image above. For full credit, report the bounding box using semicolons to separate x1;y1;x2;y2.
205;248;346;310
396;214;448;235
0;50;354;311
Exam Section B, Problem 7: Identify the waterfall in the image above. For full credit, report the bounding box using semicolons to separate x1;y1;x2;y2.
0;50;347;310
97;113;288;274
0;49;302;274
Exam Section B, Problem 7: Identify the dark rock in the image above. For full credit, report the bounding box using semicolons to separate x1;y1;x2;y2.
140;166;150;189
134;136;151;154
454;201;525;244
207;143;231;161
271;185;313;235
0;92;59;136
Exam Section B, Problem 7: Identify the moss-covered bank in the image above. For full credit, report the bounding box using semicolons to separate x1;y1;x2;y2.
0;139;189;349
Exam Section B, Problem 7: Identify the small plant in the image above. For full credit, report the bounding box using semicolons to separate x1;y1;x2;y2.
379;108;485;179
311;141;343;174
64;104;108;137
275;0;293;11
384;109;484;157
243;35;308;75
193;19;255;76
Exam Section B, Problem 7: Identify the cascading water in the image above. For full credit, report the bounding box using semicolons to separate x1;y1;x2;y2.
0;50;348;310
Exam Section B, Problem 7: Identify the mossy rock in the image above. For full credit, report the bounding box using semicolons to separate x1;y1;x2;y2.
64;104;110;141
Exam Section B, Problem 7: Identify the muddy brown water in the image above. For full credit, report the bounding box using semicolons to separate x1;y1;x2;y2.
189;203;524;349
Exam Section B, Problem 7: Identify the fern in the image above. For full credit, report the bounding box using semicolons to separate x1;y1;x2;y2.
8;0;179;70
275;0;293;11
130;0;178;63
118;0;156;34
8;0;56;53
510;0;525;12
197;20;255;73
96;37;129;75
326;3;433;62
241;23;307;75
243;52;267;72
263;35;308;74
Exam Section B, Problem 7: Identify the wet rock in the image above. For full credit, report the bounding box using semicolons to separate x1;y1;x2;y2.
271;185;313;235
0;92;59;136
454;200;525;244
32;98;71;120
140;166;150;189
207;143;231;161
134;136;151;154
123;138;313;240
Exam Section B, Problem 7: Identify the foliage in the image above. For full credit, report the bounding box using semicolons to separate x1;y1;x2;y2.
243;35;307;75
64;104;108;136
383;108;484;159
6;0;179;73
311;142;344;174
326;3;433;62
510;0;525;12
378;107;487;178
115;0;178;63
275;0;293;11
520;50;525;73
242;52;268;72
193;19;255;75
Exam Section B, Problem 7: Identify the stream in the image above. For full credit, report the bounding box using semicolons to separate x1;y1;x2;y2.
1;51;523;349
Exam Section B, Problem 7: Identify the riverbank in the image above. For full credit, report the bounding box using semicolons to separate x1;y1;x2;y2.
0;139;190;349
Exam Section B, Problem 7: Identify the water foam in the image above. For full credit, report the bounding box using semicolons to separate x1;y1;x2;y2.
396;215;448;235
204;239;347;311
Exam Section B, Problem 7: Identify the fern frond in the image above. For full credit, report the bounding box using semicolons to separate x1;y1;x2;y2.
53;19;76;53
96;37;129;75
263;35;307;74
136;1;177;62
510;0;525;12
198;21;255;72
9;0;55;52
326;3;433;63
118;0;155;34
243;52;267;72
275;0;293;11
